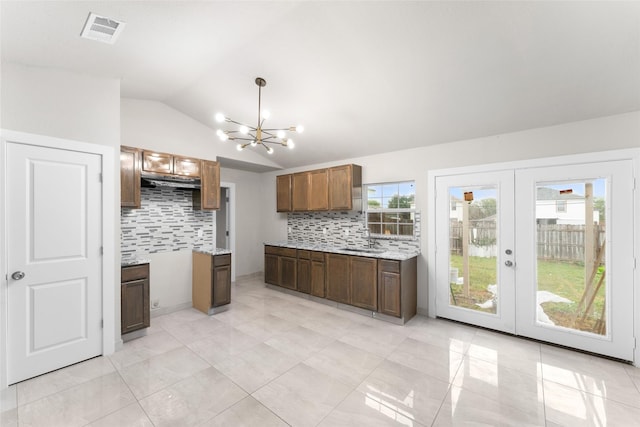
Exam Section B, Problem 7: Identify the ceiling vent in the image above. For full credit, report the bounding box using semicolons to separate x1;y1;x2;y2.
80;12;125;44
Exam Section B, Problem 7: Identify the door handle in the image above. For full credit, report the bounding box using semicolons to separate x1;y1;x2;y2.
504;260;513;267
11;271;25;280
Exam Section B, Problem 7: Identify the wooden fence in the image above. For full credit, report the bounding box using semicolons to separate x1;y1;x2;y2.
450;222;605;263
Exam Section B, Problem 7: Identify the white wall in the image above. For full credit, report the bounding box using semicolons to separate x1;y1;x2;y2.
0;63;121;389
259;111;640;314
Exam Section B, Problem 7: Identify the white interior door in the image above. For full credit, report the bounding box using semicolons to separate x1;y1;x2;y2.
7;142;103;384
435;170;516;333
515;160;635;360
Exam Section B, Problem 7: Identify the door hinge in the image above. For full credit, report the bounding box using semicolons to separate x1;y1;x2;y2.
98;173;102;183
100;246;104;255
226;197;229;202
226;231;229;236
100;319;104;328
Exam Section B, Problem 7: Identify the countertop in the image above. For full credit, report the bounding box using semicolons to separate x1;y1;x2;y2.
193;248;232;256
264;241;419;261
121;258;151;267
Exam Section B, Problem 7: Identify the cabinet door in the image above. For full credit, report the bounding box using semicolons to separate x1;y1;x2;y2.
213;264;231;307
297;258;311;294
173;156;201;177
276;174;292;212
311;259;326;298
121;278;150;334
350;256;378;310
120;146;141;208
326;254;350;304
328;165;352;210
308;169;329;211
378;271;401;317
280;256;298;290
142;151;172;174
199;160;220;210
265;253;279;285
292;172;309;211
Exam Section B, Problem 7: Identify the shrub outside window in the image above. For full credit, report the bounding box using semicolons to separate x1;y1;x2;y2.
366;181;415;238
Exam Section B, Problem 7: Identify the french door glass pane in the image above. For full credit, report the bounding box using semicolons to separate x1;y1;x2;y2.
449;186;498;314
535;179;607;336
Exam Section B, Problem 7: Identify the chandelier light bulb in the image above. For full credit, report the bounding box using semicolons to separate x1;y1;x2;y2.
236;143;243;151
287;139;295;149
239;125;249;134
251;140;258;147
267;146;274;154
216;130;229;141
277;130;285;139
215;113;226;123
296;125;304;133
261;110;271;120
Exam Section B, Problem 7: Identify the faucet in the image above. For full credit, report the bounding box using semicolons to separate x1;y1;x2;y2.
365;229;376;248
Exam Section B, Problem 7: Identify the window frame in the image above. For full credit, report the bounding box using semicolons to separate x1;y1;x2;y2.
364;181;416;239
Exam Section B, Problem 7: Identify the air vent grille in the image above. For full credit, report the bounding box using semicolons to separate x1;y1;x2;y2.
80;12;125;44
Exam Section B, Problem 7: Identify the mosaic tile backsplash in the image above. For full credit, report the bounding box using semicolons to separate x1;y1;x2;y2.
121;187;214;258
287;211;421;252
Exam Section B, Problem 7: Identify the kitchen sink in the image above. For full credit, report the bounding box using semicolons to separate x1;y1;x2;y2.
339;247;386;254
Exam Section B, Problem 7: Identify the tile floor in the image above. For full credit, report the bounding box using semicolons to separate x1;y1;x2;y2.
2;276;640;426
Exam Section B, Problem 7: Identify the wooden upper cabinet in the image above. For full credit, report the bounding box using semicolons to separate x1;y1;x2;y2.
120;146;141;208
329;164;362;211
292;172;310;211
173;156;201;177
308;169;329;211
276;174;292;212
142;151;172;174
196;160;220;210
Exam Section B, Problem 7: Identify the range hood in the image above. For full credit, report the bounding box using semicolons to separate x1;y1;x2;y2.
141;173;201;189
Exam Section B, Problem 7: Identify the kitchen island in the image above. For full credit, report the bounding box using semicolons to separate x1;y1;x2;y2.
264;242;418;324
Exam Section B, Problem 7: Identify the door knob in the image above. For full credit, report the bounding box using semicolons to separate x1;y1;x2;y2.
504;261;513;267
11;271;25;280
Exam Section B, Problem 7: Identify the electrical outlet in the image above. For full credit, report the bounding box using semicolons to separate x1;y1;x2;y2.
197;229;203;238
288;226;292;233
152;299;160;308
323;228;327;235
344;229;349;236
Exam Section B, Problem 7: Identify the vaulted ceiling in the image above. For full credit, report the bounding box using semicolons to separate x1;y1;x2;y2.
2;1;639;169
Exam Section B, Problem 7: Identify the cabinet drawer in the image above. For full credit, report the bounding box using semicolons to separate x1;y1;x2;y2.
122;264;149;282
214;254;231;267
379;259;400;273
264;245;297;257
311;251;325;262
298;250;311;260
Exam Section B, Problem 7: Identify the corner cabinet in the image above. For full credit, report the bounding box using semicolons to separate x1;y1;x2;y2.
192;252;231;315
264;246;297;290
120;146;141;208
276;164;361;212
121;263;150;334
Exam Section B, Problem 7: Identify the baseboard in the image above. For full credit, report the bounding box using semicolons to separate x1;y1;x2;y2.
150;301;192;318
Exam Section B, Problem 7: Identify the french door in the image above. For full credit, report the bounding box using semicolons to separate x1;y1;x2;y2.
435;160;635;360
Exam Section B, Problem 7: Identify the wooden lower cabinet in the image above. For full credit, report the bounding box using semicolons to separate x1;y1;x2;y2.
310;252;326;298
264;245;417;323
264;246;297;290
297;251;311;294
193;252;232;314
121;263;150;335
326;253;350;304
350;256;378;310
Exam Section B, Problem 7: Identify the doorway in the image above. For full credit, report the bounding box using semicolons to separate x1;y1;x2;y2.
430;155;635;361
218;182;236;282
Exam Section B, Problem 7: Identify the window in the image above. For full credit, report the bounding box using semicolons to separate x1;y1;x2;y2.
365;181;415;238
556;200;567;213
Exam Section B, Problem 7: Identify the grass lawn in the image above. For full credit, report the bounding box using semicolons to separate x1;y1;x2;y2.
449;254;606;334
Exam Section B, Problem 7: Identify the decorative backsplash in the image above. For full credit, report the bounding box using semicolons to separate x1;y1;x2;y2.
121;187;214;258
287;211;421;252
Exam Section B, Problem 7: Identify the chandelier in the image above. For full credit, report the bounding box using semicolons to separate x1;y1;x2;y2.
215;77;303;154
